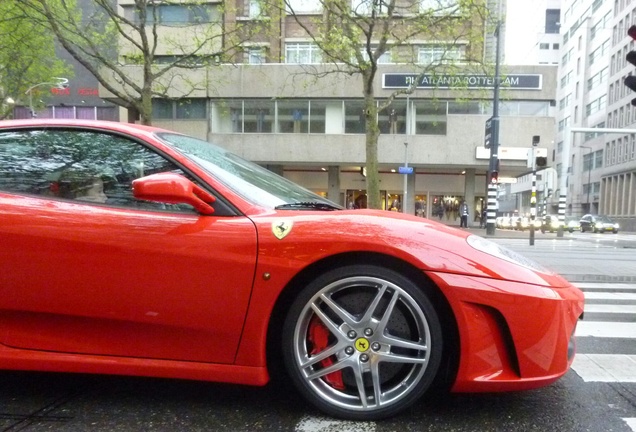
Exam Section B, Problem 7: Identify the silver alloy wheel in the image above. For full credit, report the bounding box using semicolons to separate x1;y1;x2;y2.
291;275;433;414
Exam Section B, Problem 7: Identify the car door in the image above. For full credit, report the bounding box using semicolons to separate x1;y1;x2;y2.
0;128;257;364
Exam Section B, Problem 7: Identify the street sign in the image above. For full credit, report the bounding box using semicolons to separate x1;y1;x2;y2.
398;166;414;174
484;117;493;148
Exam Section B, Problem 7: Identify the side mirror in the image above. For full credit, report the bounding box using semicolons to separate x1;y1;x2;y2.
132;173;216;215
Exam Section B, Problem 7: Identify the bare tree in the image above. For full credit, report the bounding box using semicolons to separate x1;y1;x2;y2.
268;0;491;209
16;0;263;125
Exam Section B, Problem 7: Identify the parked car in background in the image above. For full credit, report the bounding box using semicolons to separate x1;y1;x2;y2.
0;119;585;421
509;216;520;230
580;214;619;233
515;216;530;231
564;216;581;233
540;214;562;233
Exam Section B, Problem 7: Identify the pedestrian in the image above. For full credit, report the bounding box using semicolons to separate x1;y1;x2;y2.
459;200;469;228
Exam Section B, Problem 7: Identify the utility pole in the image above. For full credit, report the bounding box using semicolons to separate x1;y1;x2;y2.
486;15;502;236
403;142;408;212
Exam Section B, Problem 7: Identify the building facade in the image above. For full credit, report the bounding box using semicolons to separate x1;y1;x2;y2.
142;62;557;224
9;0;559;226
556;0;636;231
104;0;558;225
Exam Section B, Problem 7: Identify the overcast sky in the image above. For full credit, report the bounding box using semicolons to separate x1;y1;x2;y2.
504;0;552;65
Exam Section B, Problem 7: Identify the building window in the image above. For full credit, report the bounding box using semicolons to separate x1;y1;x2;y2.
540;43;550;50
587;67;607;91
418;45;465;64
589;39;610;65
352;0;389;15
176;99;207;119
248;0;262;17
545;9;560;34
286;0;321;13
420;0;459;15
129;4;218;25
595;150;603;168
585;95;607;117
152;99;206;119
246;47;266;64
285;42;322;64
359;46;392;64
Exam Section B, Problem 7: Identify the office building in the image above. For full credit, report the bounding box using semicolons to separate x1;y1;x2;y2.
556;0;636;231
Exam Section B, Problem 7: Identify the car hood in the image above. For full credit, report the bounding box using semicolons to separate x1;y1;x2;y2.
250;209;569;288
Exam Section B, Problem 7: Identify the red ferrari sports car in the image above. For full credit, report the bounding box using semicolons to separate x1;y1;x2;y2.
0;119;584;420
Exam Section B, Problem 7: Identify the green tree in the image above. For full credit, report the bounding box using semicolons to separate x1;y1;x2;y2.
0;0;71;119
270;0;491;209
16;0;260;125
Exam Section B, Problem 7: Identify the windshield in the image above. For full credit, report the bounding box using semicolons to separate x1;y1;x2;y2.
156;132;342;209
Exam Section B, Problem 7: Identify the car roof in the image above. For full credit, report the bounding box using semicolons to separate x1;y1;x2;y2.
0;119;167;135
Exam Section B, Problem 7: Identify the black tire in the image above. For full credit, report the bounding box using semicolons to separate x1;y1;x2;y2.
281;264;443;420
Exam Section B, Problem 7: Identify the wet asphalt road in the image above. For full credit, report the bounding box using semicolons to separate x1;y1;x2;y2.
0;368;633;431
2;233;635;431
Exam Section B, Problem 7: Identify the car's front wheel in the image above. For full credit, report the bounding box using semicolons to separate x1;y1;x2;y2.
282;265;442;420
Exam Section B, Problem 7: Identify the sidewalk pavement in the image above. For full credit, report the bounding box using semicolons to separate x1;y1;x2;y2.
440;222;570;239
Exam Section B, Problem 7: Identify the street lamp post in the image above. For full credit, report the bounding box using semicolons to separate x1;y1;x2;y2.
25;77;69;118
580;145;592;213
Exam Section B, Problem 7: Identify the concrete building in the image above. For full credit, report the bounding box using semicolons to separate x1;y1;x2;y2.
556;0;636;231
10;0;559;226
182;63;558;223
602;0;636;231
102;0;558;225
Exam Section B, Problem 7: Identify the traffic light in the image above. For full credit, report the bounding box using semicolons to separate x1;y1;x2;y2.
489;171;498;184
626;25;636;106
535;156;547;168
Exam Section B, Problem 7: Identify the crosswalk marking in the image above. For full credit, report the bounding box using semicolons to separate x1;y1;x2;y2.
490;242;636;429
574;283;636;291
584;292;636;301
576;321;636;338
571;354;636;382
623;418;636;432
585;304;636;314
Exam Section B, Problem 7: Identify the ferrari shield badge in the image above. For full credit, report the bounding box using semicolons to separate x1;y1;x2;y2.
272;220;293;240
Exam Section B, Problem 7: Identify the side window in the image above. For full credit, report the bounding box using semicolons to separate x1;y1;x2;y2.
0;129;195;213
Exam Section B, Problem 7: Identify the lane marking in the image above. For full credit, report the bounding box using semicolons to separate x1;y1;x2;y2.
571;354;636;382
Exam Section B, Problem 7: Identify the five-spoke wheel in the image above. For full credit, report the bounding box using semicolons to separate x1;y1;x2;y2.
282;265;442;420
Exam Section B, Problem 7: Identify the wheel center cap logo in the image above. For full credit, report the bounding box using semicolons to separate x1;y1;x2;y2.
355;337;369;352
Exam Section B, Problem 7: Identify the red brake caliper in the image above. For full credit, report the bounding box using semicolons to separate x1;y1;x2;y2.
308;316;345;390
